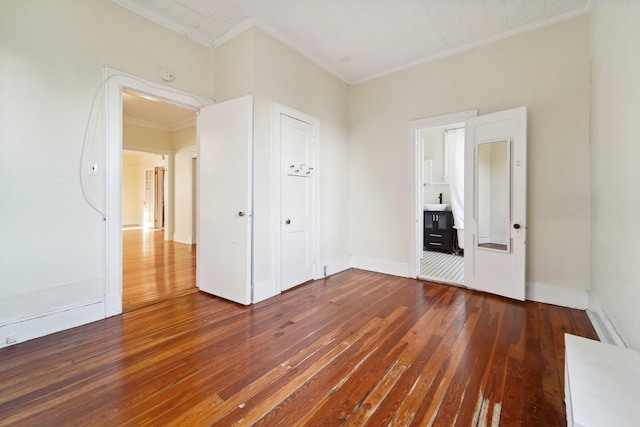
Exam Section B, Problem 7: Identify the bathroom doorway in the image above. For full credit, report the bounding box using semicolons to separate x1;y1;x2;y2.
420;124;464;285
409;110;478;286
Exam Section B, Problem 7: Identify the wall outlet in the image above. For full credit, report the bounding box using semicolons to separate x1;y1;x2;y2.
6;335;17;345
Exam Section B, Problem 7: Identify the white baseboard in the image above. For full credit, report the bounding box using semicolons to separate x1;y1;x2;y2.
525;281;588;309
322;258;352;277
173;233;193;245
0;301;105;349
253;279;278;304
586;294;626;347
351;256;408;278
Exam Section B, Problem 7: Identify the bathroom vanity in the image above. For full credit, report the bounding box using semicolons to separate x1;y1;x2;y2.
424;210;454;253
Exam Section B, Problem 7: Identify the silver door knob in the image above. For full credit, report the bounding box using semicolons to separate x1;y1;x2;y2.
238;211;245;217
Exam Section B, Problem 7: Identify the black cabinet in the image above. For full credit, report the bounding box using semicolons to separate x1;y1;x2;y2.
424;210;454;253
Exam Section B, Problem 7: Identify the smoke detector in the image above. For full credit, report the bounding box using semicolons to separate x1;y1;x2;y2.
159;68;174;82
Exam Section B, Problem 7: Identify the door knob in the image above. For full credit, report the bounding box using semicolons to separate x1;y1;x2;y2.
238;211;245;217
285;219;291;224
513;223;521;229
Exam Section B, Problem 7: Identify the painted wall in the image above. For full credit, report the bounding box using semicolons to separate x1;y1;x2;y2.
421;126;451;206
349;16;591;290
122;151;165;226
0;0;213;344
123;122;172;151
174;149;196;244
590;2;640;350
213;27;350;301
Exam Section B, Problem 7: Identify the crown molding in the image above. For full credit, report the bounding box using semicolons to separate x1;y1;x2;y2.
123;117;196;132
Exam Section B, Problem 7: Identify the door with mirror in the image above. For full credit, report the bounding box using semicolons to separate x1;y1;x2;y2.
464;107;527;300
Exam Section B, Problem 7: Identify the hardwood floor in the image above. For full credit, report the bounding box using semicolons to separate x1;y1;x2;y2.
122;228;197;312
0;269;597;426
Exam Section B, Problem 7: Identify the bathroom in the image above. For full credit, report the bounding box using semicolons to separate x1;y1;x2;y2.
420;123;465;285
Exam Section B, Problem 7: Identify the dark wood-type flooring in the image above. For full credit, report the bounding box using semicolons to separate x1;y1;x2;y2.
0;269;597;426
122;228;197;312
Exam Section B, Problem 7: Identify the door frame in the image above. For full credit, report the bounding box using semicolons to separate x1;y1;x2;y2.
104;68;213;317
408;109;477;279
272;103;320;293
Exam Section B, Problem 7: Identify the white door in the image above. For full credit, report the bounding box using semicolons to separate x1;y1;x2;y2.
280;114;315;291
464;107;527;300
197;95;253;305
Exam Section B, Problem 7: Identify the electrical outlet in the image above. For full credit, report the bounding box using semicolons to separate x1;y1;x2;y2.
6;335;17;345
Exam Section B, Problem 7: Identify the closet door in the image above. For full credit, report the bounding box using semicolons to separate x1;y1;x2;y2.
197;96;253;305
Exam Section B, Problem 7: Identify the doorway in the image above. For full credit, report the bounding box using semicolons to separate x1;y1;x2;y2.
420;124;465;285
120;88;199;312
409;110;478;284
410;107;528;301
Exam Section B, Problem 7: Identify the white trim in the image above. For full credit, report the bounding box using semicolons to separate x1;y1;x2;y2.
173;233;193;245
587;294;626;347
351;256;408;278
0;301;104;349
213;18;350;84
353;7;592;85
122;144;172;156
253;279;275;304
212;18;257;48
104;68;213;318
111;0;213;47
323;258;352;278
525;281;588;309
408;110;478;281
123;116;196;132
272;103;321;294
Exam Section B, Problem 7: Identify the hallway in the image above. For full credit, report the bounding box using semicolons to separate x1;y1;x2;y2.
122;228;197;312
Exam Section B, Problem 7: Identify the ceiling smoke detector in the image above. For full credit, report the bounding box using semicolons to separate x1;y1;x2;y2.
159;68;174;82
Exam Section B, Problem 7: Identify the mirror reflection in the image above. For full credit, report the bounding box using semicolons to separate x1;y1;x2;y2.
476;139;510;252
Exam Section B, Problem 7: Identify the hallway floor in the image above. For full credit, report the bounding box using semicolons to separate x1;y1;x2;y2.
122;228;197;312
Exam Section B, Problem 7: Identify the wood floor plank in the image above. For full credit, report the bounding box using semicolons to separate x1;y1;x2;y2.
0;269;599;426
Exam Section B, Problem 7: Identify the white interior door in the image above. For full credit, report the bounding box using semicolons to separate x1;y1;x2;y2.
197;95;253;305
281;114;315;291
464;107;527;300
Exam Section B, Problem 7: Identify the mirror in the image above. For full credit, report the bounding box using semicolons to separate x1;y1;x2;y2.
476;139;510;252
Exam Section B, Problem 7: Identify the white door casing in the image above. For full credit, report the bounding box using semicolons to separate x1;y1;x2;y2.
104;68;212;317
464;107;527;300
408;110;478;278
197;95;253;305
281;115;315;291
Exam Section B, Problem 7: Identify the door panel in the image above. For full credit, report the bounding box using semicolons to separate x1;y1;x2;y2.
197;96;253;305
464;107;527;300
281;114;315;291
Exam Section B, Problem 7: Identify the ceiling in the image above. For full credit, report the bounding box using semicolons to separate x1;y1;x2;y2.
123;89;197;128
112;0;591;84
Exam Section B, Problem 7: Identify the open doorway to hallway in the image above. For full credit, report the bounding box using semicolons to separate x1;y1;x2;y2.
121;90;198;311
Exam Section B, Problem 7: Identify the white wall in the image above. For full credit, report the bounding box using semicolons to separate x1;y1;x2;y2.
350;16;591;291
0;0;213;345
421;126;451;206
174;149;196;244
590;2;640;350
122;151;165;225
